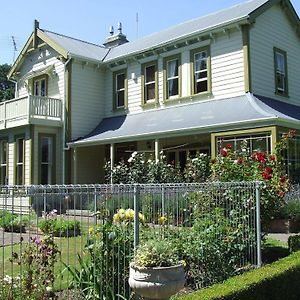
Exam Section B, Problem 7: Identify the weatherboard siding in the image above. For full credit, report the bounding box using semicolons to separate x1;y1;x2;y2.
250;3;300;105
71;62;105;140
17;46;64;100
103;29;245;117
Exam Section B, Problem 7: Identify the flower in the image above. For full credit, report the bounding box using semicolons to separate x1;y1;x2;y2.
158;215;167;225
278;191;285;198
237;157;244;165
125;208;134;220
225;144;232;149
221;148;228;157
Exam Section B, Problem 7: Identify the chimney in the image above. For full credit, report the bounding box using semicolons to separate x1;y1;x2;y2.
103;22;129;48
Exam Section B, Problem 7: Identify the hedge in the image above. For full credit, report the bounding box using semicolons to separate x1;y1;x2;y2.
179;251;300;300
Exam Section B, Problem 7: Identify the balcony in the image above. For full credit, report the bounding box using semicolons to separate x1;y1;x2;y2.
0;95;62;129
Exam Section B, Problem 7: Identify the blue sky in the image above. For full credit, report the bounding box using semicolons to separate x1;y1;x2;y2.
0;0;299;65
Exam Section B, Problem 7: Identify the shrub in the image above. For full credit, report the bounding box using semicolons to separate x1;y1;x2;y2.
178;250;300;300
277;200;300;222
66;213;135;300
2;235;59;300
39;210;80;237
0;210;29;232
288;235;300;253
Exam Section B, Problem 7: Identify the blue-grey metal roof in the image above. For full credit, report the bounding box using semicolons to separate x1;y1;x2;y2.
105;0;269;62
41;0;271;63
42;30;108;61
70;94;300;147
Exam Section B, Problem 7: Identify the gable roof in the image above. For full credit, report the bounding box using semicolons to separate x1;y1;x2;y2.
69;93;300;147
8;0;299;77
41;30;109;62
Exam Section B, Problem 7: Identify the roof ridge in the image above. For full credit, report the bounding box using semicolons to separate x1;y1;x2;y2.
41;29;106;49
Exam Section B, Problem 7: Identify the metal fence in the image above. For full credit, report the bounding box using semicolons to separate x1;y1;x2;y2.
0;182;262;299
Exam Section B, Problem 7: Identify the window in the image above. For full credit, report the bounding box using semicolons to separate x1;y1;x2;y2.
164;55;181;99
191;47;211;95
217;134;271;155
0;140;8;185
113;70;127;109
33;77;47;96
15;138;24;185
142;61;158;104
284;134;300;183
40;136;54;184
274;48;288;96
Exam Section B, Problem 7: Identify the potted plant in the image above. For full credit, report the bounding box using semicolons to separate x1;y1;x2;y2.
129;239;185;300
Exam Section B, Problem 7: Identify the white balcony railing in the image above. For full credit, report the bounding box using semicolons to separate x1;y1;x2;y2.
0;95;62;129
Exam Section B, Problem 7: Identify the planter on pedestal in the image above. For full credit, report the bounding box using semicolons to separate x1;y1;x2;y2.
129;263;185;300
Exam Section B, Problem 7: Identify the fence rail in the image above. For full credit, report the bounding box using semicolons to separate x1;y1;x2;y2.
0;182;262;299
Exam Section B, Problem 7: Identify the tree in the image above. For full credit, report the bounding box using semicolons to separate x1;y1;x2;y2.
0;64;15;101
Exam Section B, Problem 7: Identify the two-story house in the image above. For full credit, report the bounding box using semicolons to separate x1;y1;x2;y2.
4;0;300;185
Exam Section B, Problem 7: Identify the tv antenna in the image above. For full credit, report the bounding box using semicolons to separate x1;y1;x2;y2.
136;12;139;39
11;36;17;62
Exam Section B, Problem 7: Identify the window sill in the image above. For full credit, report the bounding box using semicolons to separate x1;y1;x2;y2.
275;91;289;98
141;99;159;109
163;92;212;105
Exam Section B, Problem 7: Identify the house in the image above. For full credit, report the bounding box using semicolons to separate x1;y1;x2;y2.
3;0;300;186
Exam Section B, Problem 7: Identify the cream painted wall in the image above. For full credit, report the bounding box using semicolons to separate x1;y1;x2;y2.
250;3;300;105
71;62;105;140
103;28;245;117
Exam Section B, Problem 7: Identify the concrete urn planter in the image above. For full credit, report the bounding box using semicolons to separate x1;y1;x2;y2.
129;263;185;300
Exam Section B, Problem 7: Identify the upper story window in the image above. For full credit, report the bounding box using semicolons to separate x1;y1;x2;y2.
142;61;158;104
33;77;47;97
190;47;211;95
0;140;8;185
164;55;181;100
274;48;288;97
113;70;127;110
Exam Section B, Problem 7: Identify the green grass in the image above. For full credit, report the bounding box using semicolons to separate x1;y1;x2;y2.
262;236;289;264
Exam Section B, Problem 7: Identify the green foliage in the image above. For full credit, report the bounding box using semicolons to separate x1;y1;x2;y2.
1;235;59;300
178;207;254;288
288;235;300;253
178;250;300;300
211;130;295;226
184;153;211;183
276;200;300;222
133;239;180;268
66;220;134;300
39;210;80;237
0;64;15;101
0;210;29;232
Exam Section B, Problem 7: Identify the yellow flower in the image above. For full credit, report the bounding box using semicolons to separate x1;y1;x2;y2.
125;208;134;220
139;212;145;224
158;215;167;225
113;213;120;223
88;227;94;234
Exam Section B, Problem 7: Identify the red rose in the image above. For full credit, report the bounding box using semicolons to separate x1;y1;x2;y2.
278;191;285;198
226;144;232;149
221;149;228;157
280;175;286;183
269;155;276;161
237;157;243;165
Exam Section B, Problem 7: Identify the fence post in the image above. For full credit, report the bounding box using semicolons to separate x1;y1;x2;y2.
161;185;165;217
255;182;262;267
133;184;140;250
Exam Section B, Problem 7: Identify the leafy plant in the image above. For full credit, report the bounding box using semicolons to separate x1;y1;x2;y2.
39;210;80;237
0;210;29;232
276;200;300;222
133;239;180;268
288;235;300;253
5;235;59;300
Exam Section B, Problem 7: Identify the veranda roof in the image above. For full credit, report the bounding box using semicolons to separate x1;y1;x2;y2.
69;94;300;147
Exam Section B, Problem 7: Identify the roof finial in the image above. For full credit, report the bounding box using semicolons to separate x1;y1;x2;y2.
109;25;114;36
117;22;122;34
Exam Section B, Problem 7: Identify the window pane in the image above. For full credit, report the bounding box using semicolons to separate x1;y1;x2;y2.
1;141;7;164
0;166;6;185
16;165;23;185
41;164;49;185
196;71;208;80
195;51;207;71
117;91;125;107
145;65;155;83
196;80;208;93
34;81;40;96
276;53;285;73
168;78;178;96
116;73;125;90
167;59;178;78
276;74;285;92
41;79;46;96
17;139;24;163
146;83;155;100
41;137;52;163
